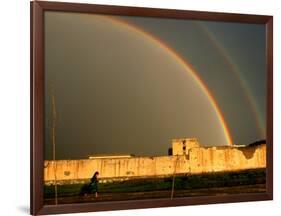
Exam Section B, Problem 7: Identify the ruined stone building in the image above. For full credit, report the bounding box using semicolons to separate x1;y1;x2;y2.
44;138;266;184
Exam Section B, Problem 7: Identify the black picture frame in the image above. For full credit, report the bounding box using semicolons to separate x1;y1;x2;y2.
31;1;273;215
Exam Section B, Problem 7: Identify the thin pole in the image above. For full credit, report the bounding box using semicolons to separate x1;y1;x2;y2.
171;155;179;199
51;93;58;205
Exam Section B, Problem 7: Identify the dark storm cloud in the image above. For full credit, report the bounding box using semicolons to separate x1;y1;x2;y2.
44;12;266;159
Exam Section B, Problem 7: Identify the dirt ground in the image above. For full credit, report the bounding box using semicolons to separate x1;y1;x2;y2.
44;183;266;205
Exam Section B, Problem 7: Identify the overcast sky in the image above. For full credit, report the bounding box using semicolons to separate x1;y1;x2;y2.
44;11;266;160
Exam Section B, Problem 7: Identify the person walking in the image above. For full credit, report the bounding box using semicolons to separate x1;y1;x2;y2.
89;171;99;198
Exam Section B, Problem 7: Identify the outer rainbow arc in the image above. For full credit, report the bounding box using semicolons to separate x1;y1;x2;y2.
99;15;233;146
197;23;265;138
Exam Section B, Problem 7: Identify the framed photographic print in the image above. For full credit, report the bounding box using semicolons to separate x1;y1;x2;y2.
31;1;273;215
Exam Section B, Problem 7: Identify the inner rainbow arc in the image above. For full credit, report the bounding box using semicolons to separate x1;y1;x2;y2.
103;15;234;146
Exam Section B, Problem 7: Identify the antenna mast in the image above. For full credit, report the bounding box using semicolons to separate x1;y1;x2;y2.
171;155;180;199
51;90;58;205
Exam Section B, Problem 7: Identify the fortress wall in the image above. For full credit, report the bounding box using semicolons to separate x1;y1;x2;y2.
44;144;266;182
189;144;266;173
44;155;190;181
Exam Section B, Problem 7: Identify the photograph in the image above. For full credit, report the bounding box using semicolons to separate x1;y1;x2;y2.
42;10;268;206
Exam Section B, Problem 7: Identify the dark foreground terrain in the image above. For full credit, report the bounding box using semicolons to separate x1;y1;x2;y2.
44;168;266;205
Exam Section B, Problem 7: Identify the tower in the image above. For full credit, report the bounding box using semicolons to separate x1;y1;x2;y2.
171;138;199;156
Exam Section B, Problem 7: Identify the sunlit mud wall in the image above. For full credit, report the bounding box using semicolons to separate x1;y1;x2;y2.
44;144;266;183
